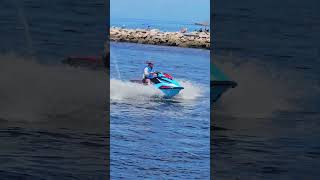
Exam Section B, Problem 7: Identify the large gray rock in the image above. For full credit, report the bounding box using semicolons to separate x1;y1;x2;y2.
110;27;210;49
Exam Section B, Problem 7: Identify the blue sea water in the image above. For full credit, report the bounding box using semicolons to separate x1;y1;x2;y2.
213;0;320;179
110;42;210;179
1;0;105;60
0;0;107;179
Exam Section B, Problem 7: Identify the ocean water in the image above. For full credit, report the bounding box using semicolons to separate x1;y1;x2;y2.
213;0;320;179
1;0;105;60
111;17;208;32
110;42;210;179
0;0;107;179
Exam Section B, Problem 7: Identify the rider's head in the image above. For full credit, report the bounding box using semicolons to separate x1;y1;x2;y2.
147;61;154;68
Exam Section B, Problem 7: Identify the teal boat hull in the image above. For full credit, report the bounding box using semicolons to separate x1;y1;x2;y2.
211;64;237;103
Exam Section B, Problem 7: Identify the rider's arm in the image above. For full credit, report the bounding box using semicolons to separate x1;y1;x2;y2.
144;67;150;76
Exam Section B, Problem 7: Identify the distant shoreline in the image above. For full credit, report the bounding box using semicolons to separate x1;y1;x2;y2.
110;27;210;49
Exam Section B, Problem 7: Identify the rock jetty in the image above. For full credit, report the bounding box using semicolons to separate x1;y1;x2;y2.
110;27;210;49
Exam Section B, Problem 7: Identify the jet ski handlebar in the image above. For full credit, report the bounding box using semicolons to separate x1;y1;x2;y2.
153;72;174;79
151;71;161;76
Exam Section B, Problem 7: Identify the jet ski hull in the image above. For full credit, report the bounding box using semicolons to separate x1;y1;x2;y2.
211;64;237;103
211;80;237;103
157;86;184;98
160;89;183;98
130;72;184;98
152;73;184;98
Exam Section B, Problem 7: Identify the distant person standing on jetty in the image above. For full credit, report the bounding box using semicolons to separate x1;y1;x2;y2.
142;61;155;85
180;27;187;33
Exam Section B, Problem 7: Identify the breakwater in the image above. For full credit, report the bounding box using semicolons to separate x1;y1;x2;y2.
110;27;210;49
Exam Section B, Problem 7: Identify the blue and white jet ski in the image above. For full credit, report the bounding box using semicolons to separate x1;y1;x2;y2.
61;57;184;98
131;72;184;98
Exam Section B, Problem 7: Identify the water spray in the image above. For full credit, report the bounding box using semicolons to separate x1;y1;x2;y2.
12;0;36;59
110;49;122;79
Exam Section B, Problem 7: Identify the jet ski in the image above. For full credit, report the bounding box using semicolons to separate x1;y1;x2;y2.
62;56;107;69
211;64;237;103
130;72;184;98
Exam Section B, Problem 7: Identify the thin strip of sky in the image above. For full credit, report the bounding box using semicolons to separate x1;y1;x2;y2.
111;0;210;23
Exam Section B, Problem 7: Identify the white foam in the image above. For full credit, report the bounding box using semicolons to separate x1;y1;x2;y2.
110;79;203;102
0;53;106;123
175;80;203;100
110;79;162;101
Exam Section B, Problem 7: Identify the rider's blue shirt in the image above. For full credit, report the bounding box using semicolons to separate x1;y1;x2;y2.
143;66;154;79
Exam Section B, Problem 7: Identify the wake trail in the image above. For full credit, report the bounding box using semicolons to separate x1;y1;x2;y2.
0;53;106;127
110;79;203;102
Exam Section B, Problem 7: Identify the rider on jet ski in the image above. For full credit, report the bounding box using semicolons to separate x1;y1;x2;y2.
143;61;156;85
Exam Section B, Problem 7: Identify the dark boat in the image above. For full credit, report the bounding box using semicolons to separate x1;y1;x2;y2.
211;64;237;103
62;56;107;68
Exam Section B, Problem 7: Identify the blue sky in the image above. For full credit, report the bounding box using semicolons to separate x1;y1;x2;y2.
111;0;210;23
